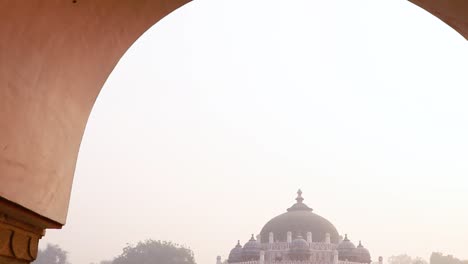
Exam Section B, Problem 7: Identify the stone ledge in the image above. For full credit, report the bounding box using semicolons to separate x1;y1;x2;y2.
0;198;54;264
0;217;42;263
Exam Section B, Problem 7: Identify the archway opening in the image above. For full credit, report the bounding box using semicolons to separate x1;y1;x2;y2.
37;1;468;264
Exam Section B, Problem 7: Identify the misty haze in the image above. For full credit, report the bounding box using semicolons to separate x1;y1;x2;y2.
1;1;467;264
38;1;468;263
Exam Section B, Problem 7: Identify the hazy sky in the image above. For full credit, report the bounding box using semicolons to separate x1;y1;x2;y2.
41;1;468;264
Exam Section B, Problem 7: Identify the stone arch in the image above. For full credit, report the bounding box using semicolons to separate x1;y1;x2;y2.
0;1;466;263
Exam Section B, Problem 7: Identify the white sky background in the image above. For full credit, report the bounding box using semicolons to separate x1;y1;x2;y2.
42;1;468;264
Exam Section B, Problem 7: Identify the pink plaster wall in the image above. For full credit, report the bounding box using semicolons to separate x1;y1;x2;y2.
0;0;190;225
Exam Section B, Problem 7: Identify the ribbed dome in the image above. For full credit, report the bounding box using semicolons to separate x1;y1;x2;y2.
354;241;371;263
260;190;340;243
228;241;243;263
338;234;358;261
242;235;261;261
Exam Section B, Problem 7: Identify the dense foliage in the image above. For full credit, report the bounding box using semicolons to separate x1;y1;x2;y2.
111;240;196;264
388;254;428;264
388;252;468;264
431;253;468;264
32;244;70;264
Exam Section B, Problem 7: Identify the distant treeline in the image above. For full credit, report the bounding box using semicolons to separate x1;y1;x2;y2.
33;240;196;264
34;243;466;264
431;253;468;264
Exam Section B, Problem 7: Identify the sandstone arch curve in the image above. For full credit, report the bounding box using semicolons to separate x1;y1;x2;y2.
0;1;466;263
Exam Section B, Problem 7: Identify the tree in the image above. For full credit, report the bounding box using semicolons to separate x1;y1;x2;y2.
33;244;70;264
112;240;196;264
389;254;413;264
431;252;468;264
413;257;429;264
389;255;428;264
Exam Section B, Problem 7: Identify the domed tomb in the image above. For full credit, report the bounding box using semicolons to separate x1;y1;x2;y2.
260;190;340;243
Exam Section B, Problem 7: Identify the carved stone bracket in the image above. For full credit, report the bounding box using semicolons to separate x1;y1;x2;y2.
0;198;61;264
0;214;42;263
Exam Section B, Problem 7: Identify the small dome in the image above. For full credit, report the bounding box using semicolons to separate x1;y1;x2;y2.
242;235;261;261
337;234;356;250
228;241;243;263
289;235;311;261
338;234;358;262
291;235;310;250
354;241;371;263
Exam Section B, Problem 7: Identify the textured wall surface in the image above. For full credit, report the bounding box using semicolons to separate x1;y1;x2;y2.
0;0;465;227
0;0;190;225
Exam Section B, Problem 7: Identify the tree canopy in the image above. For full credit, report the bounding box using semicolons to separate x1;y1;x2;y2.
388;254;428;264
32;244;70;264
431;253;468;264
111;240;196;264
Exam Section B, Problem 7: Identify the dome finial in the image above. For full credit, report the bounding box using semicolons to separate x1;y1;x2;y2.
250;234;255;241
296;189;304;203
287;189;312;212
344;234;349;241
